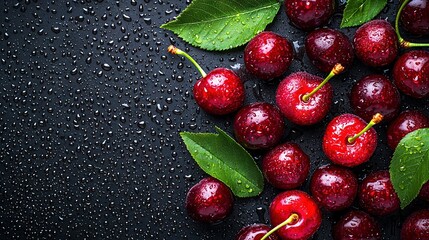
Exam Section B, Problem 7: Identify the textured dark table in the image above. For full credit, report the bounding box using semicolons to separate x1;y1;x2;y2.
1;0;428;239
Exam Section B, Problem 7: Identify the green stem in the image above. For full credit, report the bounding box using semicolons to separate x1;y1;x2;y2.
168;45;207;77
260;213;299;240
302;64;344;102
348;113;383;144
395;0;429;48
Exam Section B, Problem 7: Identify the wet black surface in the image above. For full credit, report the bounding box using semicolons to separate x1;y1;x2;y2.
1;0;429;239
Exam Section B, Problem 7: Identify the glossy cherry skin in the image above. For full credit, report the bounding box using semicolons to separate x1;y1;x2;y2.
185;177;234;223
276;72;333;126
419;181;429;201
193;68;245;115
322;114;377;167
244;31;294;80
350;74;401;123
284;0;335;31
305;28;354;72
236;224;279;240
401;209;429;240
358;170;400;216
310;164;358;211
332;210;381;240
393;50;429;98
387;110;429;149
400;0;429;36
262;143;310;190
234;102;285;150
353;20;398;67
269;190;322;240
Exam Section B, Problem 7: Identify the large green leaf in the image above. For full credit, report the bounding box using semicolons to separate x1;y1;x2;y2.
340;0;387;28
161;0;281;51
390;128;429;209
180;127;264;198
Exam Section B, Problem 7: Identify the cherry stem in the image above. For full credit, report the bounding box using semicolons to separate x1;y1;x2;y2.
302;63;344;102
348;113;383;144
395;0;429;48
260;213;299;240
167;45;207;77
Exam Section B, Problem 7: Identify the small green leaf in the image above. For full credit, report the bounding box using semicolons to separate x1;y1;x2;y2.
160;0;281;51
390;128;429;209
180;127;264;197
340;0;387;28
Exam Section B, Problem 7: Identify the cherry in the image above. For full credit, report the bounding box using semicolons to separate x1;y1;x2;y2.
419;181;429;201
310;164;358;211
233;102;285;150
262;190;322;240
168;45;245;115
392;50;429;98
332;210;381;240
350;74;401;123
185;177;234;223
386;110;429;149
284;0;335;31
353;20;398;67
305;28;354;73
262;142;310;190
244;31;294;81
236;224;279;240
322;113;382;167
400;0;429;36
276;64;344;126
401;209;429;240
358;170;400;216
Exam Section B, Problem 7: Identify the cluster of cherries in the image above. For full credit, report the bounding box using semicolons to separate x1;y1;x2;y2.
168;0;429;239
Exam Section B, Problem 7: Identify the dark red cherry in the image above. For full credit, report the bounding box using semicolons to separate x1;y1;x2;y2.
353;20;398;67
244;31;294;80
350;74;401;123
419;181;429;201
400;0;429;36
401;209;429;240
262;142;310;190
310;164;358;211
333;210;381;240
387;110;429;149
305;28;354;72
284;0;335;31
236;224;279;240
234;102;285;150
358;170;400;216
185;177;234;223
393;50;429;98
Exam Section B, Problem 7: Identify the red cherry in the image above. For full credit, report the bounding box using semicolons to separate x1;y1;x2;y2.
185;177;234;223
401;209;429;240
168;45;245;115
244;31;294;80
236;224;279;240
233;102;285;150
305;28;354;73
267;190;322;240
332;210;381;240
419;181;429;201
350;74;401;123
400;0;429;36
322;113;382;167
310;164;358;211
262;142;310;190
353;20;398;67
358;170;400;216
386;110;429;149
393;50;429;98
284;0;335;31
276;64;344;126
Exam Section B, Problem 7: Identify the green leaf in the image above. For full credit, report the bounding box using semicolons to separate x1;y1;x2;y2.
340;0;387;28
180;126;264;197
390;128;429;209
160;0;281;51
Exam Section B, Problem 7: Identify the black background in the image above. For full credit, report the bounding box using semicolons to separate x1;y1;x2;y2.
1;0;428;239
